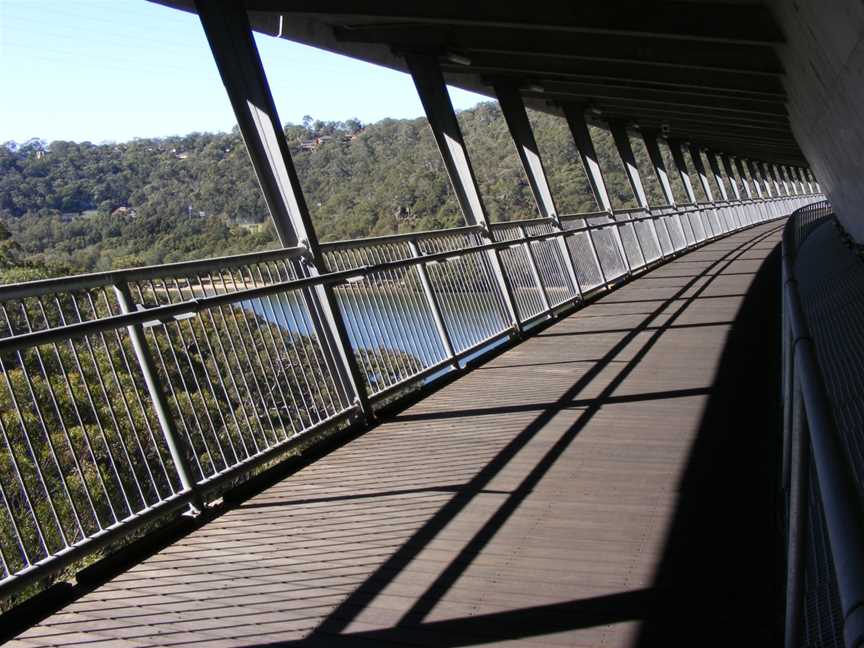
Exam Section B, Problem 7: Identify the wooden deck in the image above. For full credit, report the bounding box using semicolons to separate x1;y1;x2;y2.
9;222;785;648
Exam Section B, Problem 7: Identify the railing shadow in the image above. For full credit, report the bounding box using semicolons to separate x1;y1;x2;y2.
243;224;784;646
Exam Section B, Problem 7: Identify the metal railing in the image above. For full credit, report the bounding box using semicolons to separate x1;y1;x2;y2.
0;192;818;601
782;200;864;648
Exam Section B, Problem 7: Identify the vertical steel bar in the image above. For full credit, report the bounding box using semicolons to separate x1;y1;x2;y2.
518;225;552;314
113;282;201;509
407;239;458;367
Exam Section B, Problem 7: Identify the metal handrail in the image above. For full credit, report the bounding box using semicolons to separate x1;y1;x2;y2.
0;191;820;602
0;245;306;301
318;223;483;250
782;201;864;648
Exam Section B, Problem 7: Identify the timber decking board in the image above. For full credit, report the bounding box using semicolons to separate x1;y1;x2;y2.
9;223;785;647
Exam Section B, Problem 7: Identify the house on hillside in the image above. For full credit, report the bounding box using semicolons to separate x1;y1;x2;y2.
111;206;137;218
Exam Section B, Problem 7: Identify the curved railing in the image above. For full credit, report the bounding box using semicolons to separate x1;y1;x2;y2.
0;192;817;603
782;200;864;648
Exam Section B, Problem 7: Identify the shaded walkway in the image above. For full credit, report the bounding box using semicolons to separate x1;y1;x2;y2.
9;222;785;647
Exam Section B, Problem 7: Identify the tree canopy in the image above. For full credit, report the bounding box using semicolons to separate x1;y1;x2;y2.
0;101;675;282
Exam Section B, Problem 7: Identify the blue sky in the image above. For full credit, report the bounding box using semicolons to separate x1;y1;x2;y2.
0;0;487;143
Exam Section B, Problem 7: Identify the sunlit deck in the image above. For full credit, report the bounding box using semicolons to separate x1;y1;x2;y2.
7;221;785;647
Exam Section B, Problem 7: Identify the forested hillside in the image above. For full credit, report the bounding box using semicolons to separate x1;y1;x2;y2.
0;101;677;281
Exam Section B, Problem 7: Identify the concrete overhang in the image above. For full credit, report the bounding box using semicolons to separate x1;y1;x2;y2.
152;0;805;165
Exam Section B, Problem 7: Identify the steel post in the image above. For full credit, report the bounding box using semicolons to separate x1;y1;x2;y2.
608;121;653;263
671;140;716;239
407;239;458;367
113;282;203;511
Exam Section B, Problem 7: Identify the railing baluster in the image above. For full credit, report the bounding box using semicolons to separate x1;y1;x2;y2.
518;225;552;316
113;281;202;511
407;239;458;368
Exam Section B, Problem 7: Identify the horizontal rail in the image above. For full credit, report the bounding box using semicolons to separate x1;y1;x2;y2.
318;224;483;250
0;245;307;301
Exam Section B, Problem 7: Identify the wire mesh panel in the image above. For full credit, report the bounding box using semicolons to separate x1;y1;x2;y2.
746;201;758;224
689;209;709;242
709;206;727;234
654;214;675;256
323;241;448;397
724;205;742;231
560;217;606;291
795;219;864;499
780;201;851;648
704;206;724;235
659;208;687;252
677;209;697;247
802;462;845;648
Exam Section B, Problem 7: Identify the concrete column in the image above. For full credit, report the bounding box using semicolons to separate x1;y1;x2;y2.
562;106;631;274
406;53;520;329
669;140;699;204
495;84;582;299
721;155;743;200
196;0;369;417
608;121;649;209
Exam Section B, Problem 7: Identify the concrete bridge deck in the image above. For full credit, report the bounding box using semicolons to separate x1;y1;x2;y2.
9;222;785;648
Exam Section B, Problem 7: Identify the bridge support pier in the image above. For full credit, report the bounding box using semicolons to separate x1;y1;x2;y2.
194;0;371;419
494;84;582;301
562;105;631;281
405;53;521;333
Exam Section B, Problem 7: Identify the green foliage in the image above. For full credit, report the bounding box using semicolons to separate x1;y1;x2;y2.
0;102;666;280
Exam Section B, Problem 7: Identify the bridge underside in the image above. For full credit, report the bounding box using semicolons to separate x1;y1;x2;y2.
9;222;785;648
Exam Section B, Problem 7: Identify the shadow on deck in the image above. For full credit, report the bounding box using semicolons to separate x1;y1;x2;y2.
8;222;785;648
